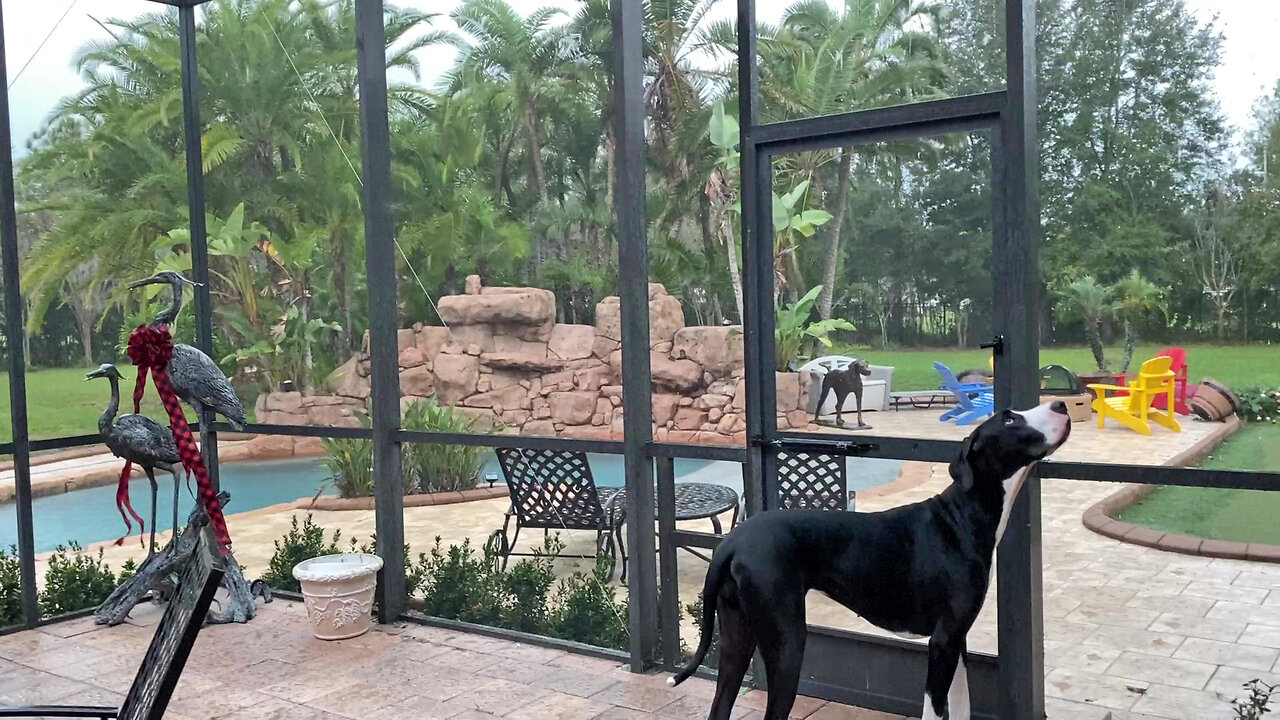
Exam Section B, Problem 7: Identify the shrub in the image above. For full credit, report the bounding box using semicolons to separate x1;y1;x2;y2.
549;557;629;650
1;546;22;625
1237;387;1280;423
38;543;118;617
262;514;341;593
402;399;489;493
322;415;375;498
320;400;490;498
418;537;504;626
1231;679;1277;720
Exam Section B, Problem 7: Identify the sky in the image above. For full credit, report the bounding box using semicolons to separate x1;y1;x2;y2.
4;0;1279;158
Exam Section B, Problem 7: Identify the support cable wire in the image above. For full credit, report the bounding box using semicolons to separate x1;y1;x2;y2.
263;9;637;635
8;0;80;91
261;11;452;338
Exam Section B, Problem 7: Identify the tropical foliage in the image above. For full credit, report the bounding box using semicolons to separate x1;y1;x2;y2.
10;0;1280;386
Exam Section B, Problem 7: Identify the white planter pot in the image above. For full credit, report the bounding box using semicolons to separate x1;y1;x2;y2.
293;553;383;640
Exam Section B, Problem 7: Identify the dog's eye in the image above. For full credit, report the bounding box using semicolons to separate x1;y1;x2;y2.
1003;411;1017;426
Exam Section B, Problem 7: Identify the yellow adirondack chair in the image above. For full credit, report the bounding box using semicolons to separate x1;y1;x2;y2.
1087;356;1182;435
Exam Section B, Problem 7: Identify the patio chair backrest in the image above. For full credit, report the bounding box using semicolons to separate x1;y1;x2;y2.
1136;356;1176;395
933;362;988;410
117;526;226;720
496;447;609;530
1157;346;1188;381
777;451;849;511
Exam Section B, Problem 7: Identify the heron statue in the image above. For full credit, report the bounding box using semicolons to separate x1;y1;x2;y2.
87;363;183;556
128;271;247;430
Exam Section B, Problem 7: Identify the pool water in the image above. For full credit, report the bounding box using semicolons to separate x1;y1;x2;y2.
1;453;902;554
2;458;332;554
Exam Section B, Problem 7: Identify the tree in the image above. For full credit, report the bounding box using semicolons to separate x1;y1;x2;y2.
769;0;949;319
1111;270;1167;374
1191;190;1240;341
1056;276;1112;371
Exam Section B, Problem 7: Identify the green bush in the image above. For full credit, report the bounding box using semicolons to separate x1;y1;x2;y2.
261;514;342;593
548;558;629;650
1;546;22;625
1237;387;1280;423
402;398;490;493
322;415;376;499
320;400;491;498
416;534;627;648
38;543;119;617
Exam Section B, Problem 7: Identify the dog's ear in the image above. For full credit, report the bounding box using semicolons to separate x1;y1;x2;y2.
949;434;977;491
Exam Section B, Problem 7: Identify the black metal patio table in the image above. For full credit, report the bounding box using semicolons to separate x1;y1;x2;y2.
605;482;740;563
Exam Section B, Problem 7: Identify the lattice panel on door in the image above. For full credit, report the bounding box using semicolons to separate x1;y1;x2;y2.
777;451;849;511
496;447;612;529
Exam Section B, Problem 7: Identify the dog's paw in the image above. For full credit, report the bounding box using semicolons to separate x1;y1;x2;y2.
666;677;676;686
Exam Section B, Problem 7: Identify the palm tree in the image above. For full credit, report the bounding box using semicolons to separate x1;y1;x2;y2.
447;0;575;208
772;0;950;319
1111;269;1167;374
1056;275;1112;371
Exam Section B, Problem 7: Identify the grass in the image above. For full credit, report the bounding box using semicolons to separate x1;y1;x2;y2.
833;342;1280;392
0;366;195;443
1115;423;1280;545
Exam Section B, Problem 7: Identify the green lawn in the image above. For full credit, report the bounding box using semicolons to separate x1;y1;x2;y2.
0;366;192;443
836;343;1280;392
1115;423;1280;545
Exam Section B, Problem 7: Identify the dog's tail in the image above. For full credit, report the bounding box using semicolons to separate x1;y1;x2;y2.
668;543;731;687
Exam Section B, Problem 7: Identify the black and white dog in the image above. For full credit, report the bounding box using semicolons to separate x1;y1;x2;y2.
670;401;1072;720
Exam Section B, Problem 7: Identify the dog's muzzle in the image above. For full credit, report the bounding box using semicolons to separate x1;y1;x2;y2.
1023;400;1071;453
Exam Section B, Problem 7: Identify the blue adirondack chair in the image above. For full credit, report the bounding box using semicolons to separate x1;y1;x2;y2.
933;362;996;425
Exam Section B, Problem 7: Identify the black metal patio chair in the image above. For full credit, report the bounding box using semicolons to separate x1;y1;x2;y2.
777;451;853;511
488;447;627;580
0;525;226;720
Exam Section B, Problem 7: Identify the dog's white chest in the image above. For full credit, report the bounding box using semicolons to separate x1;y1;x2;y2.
994;468;1031;545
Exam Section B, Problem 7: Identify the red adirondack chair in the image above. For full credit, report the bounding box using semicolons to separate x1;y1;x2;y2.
1150;347;1193;415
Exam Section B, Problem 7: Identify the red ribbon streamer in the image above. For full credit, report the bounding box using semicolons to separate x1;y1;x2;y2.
119;324;232;555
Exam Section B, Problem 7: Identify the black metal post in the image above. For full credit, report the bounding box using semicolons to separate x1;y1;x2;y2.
0;0;39;628
656;457;680;671
177;4;219;491
355;0;406;622
737;0;771;518
995;0;1044;716
612;0;658;671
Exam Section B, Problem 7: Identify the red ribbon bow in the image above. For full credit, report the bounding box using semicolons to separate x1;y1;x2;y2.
115;324;231;555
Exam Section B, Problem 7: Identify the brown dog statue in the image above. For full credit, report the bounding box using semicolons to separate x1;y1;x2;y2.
813;358;873;429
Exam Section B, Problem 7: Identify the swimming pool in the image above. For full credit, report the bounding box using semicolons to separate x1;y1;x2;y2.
1;458;332;554
0;453;902;553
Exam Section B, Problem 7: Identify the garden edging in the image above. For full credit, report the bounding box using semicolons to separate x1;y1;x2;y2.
1079;415;1280;563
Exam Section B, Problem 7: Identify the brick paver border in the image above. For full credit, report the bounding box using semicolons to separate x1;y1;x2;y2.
1080;415;1280;563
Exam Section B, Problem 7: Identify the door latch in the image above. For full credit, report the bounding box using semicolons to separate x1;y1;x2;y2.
980;334;1006;356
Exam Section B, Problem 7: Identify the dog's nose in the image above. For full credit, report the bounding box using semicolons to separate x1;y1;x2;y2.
1050;400;1068;415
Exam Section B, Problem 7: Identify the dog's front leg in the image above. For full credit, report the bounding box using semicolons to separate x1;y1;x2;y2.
922;633;965;720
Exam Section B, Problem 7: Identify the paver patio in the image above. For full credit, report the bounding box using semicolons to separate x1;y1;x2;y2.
0;601;906;720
